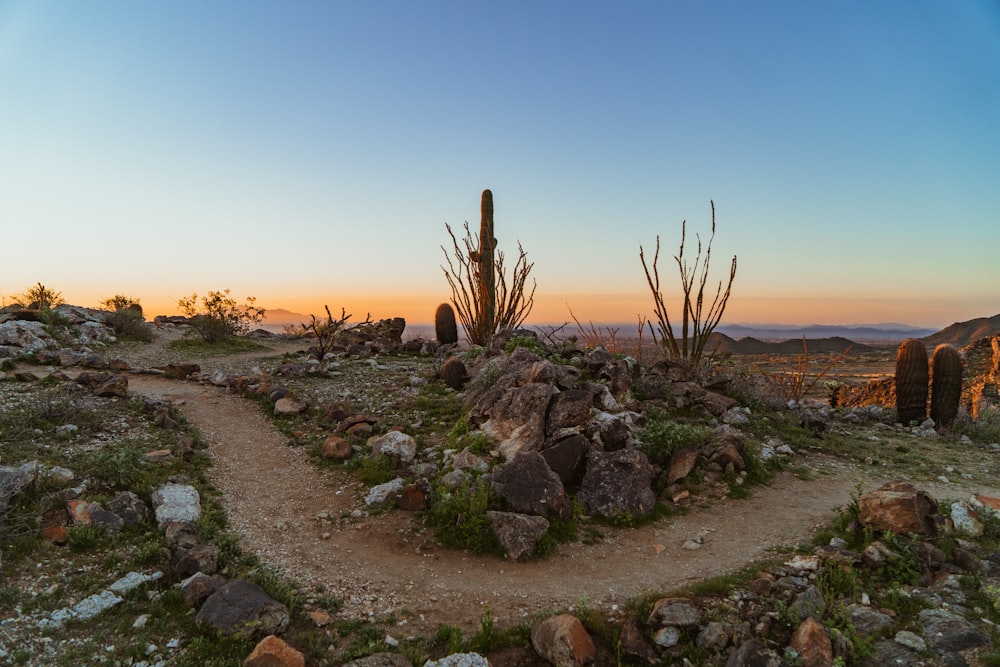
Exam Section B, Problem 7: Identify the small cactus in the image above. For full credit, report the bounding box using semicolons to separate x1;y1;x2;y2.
435;303;458;345
440;357;470;391
895;338;929;425
930;343;962;429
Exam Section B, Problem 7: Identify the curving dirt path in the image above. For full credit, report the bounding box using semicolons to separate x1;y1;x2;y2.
128;373;876;634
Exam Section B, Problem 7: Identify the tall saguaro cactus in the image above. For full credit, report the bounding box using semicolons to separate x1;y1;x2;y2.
930;343;962;429
895;338;929;425
478;189;497;335
440;189;536;346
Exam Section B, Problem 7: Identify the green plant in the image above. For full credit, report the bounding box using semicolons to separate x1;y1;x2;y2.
930;343;962;429
106;308;154;342
640;201;737;361
67;523;103;552
435;303;459;345
817;561;859;602
426;479;504;555
638;410;708;467
895;338;929;425
504;335;546;356
348;454;397;486
177;289;266;343
441;189;536;346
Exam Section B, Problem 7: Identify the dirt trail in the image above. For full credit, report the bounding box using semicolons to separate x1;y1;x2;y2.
128;373;873;633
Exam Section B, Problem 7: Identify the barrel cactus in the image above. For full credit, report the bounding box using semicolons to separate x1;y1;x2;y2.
930;343;962;429
895;338;929;425
434;303;458;345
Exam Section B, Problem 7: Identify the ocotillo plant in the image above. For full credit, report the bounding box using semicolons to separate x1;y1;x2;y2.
930;343;962;429
434;303;458;345
895;338;929;425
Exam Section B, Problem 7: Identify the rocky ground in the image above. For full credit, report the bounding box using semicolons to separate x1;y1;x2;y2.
3;309;1000;665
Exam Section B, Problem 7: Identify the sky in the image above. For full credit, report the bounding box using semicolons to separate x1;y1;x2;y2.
1;1;998;329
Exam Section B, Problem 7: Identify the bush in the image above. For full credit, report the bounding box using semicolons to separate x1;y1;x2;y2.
18;282;63;310
638;410;709;467
426;479;504;555
106;309;153;342
177;290;265;343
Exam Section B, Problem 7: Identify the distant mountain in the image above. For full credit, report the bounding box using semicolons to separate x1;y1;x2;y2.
715;323;936;342
706;333;872;356
260;308;311;332
921;314;1000;349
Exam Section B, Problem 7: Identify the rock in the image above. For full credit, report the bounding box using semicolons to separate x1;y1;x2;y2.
577;448;656;520
208;369;236;387
540;435;589;486
369;430;417;463
893;630;926;653
647;598;700;627
365;478;405;507
725;638;784;666
151;483;201;529
788;586;826;624
0;320;50;352
174;542;220;577
949;501;984;536
919;608;987;652
440;358;470;391
40;525;69;544
451;448;489;472
480;382;558;459
196;580;289;638
697;621;729;651
397;481;430;511
274;396;307;415
653;626;681;648
161;363;201;379
341;653;413;666
789;617;833;667
619;615;656;663
486;511;550;560
181;572;227;607
89;507;125;533
244;634;305;667
531;614;596;667
849;605;894;636
321;435;352;460
94;374;129;397
860;639;923;666
667;444;700;484
490;451;573;520
857;481;941;536
423;654;490;667
545;389;594;435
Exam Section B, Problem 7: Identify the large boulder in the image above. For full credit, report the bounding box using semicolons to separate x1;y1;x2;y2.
486;511;550;560
481;383;558;459
857;481;941;537
531;614;596;667
491;451;572;520
577;449;656;520
0;320;50;352
196;580;289;638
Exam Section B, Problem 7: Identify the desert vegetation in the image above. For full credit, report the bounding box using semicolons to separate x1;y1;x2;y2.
3;196;1000;664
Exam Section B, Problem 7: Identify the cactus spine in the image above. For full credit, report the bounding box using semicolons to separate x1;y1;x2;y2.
434;303;458;345
479;189;496;340
895;338;929;425
930;343;962;429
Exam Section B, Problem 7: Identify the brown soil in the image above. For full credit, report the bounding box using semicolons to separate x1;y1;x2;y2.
116;327;1000;636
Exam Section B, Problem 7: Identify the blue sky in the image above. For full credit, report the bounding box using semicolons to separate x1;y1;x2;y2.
1;1;998;327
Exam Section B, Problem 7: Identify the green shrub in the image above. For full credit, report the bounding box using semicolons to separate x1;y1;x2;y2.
426;479;504;555
106;308;153;342
638;410;709;467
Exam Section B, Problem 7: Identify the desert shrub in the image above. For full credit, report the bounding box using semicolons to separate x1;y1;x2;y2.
18;282;63;309
504;335;547;357
106;308;153;342
426;478;504;555
177;289;265;343
297;305;371;360
638;409;709;467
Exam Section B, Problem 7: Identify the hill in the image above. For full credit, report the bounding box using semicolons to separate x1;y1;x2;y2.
921;314;1000;349
706;333;871;355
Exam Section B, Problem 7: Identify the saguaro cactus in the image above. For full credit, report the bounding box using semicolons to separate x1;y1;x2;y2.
478;189;497;336
895;338;929;425
434;303;458;345
930;343;962;429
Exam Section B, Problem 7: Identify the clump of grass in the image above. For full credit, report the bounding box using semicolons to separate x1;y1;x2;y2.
637;409;709;467
425;479;504;555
